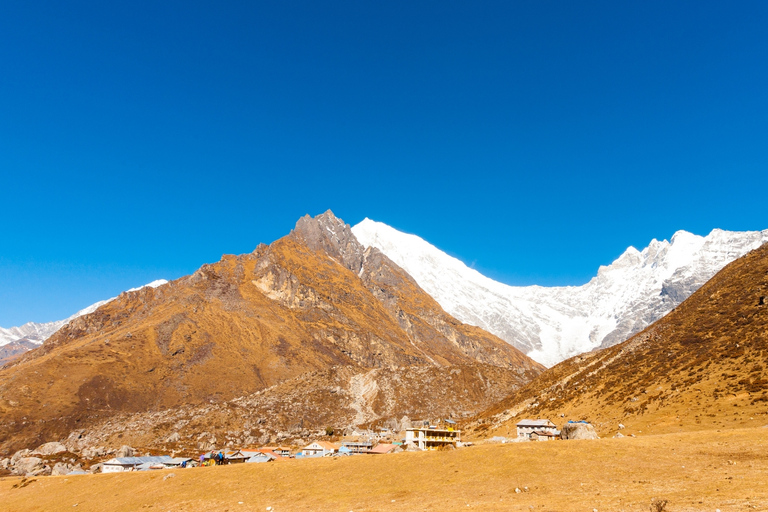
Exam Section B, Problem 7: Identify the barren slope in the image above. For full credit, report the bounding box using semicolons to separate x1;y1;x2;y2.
0;211;542;454
471;242;768;439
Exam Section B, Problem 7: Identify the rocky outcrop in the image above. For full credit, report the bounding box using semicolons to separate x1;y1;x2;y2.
116;445;136;458
32;442;67;456
560;422;599;440
13;456;45;476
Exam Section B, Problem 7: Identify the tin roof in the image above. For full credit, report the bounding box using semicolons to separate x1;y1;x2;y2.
516;419;555;427
368;443;398;454
104;456;174;465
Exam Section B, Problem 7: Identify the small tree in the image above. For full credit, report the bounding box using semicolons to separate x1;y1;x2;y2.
325;426;335;436
650;498;668;512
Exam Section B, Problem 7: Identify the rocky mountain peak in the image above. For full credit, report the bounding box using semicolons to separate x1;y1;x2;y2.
292;210;365;273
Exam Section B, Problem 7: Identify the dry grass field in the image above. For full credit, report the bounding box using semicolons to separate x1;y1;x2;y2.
2;427;767;512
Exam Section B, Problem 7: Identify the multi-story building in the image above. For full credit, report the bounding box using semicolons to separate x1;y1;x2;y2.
405;427;461;450
515;419;558;439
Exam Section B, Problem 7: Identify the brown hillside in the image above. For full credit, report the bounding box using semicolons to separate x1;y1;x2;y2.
471;242;768;439
0;211;542;455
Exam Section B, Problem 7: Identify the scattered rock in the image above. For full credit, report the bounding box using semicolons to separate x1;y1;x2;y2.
27;466;51;477
618;423;625;430
116;445;136;458
163;472;175;481
81;446;107;459
52;462;72;476
33;441;68;456
614;432;624;438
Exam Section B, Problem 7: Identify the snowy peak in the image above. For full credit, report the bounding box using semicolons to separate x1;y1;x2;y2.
352;220;768;366
0;279;168;349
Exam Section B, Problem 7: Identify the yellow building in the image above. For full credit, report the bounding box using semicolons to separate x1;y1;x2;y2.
405;427;461;450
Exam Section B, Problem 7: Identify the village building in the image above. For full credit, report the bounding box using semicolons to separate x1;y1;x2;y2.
516;419;558;440
530;430;559;441
404;427;461;450
259;446;292;457
300;441;339;457
341;440;374;454
242;451;277;463
368;443;400;454
223;450;249;463
102;456;191;473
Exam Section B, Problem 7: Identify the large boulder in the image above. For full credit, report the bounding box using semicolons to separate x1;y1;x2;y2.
81;446;107;459
10;449;32;464
13;457;43;475
51;462;72;476
116;445;136;457
560;422;599;440
33;441;68;456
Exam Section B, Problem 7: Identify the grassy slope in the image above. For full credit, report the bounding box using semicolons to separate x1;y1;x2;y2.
2;427;768;511
471;243;768;439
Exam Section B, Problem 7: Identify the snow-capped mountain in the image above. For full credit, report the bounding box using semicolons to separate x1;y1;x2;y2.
352;220;768;367
0;280;168;349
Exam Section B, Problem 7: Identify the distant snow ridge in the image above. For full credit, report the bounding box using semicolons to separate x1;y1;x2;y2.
352;220;768;367
0;280;168;348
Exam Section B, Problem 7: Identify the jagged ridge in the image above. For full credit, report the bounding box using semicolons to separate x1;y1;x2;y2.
353;219;768;366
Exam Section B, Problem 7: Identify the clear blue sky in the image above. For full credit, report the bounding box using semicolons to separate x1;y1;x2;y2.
2;1;767;326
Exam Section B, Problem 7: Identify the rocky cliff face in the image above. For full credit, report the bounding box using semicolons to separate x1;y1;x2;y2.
353;219;768;366
0;211;542;454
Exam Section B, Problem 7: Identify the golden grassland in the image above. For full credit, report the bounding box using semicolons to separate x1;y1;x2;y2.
2;427;768;512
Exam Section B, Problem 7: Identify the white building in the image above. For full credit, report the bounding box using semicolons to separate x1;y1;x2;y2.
516;419;558;439
102;455;190;473
301;441;339;457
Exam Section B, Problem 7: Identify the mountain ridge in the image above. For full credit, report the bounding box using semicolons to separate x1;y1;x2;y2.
470;240;768;438
0;211;542;454
352;219;768;365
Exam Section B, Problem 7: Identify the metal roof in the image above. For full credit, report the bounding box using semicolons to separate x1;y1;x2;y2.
105;456;174;465
516;419;555;427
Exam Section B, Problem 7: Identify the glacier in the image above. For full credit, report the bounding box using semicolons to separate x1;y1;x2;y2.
352;220;768;367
